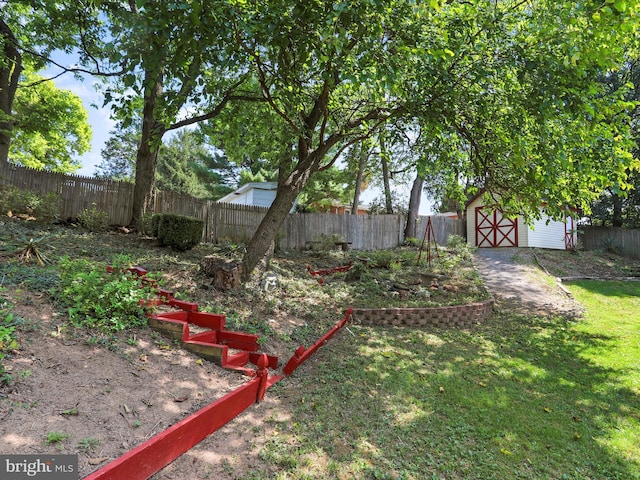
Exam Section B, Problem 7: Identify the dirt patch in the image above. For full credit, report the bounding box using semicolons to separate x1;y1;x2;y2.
531;247;640;279
0;287;255;478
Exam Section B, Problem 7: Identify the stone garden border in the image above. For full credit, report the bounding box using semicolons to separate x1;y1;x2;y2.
351;298;494;329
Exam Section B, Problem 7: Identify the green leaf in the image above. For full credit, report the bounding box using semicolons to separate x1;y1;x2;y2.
613;0;627;12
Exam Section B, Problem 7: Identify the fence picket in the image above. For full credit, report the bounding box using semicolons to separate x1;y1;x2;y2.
1;161;462;250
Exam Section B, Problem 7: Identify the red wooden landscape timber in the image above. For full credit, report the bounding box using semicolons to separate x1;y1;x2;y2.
283;307;353;375
107;265;278;375
148;309;279;375
83;356;280;480
95;265;354;479
307;261;353;284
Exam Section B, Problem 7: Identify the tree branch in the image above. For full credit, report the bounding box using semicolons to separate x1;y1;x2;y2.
166;78;261;131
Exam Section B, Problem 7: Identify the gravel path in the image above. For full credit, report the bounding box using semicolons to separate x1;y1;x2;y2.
472;248;582;317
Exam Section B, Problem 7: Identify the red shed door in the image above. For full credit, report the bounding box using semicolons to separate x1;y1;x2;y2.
475;207;518;247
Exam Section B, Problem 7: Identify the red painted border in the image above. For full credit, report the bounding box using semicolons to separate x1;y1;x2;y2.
283;308;353;375
84;364;273;480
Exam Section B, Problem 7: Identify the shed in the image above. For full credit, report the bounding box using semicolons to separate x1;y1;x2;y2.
465;191;577;250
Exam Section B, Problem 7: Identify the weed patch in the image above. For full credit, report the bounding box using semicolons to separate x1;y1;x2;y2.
52;256;159;332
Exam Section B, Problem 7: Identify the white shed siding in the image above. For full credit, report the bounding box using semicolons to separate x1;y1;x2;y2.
466;201;477;247
527;217;567;249
517;217;528;247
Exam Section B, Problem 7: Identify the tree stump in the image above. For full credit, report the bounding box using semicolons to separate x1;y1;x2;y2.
201;256;242;291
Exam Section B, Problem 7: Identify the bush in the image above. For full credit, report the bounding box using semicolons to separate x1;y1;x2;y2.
77;203;110;232
151;213;162;238
52;256;157;332
0;186;61;222
157;213;203;251
33;192;62;222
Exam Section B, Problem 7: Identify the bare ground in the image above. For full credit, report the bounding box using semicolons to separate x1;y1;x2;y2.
1;241;639;479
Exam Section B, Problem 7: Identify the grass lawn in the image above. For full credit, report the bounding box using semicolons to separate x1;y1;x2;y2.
248;281;640;480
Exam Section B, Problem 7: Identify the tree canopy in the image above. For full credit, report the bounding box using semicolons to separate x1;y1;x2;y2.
589;57;640;228
3;0;640;281
10;71;91;172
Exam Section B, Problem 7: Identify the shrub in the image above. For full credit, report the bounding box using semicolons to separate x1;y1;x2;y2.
33;192;62;222
404;237;420;247
157;213;203;251
52;256;157;332
0;186;60;222
151;213;162;238
77;203;110;232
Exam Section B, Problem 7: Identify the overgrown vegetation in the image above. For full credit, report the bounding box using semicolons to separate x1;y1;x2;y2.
0;295;19;385
52;255;158;332
0;185;61;222
76;203;110;232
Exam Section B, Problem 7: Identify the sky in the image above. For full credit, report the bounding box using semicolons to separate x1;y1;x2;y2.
46;59;433;214
47;67;115;178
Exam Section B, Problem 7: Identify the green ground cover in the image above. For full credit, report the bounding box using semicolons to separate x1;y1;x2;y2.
1;218;638;479
248;281;640;479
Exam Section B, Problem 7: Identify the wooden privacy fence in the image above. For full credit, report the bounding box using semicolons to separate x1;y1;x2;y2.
0;162;134;225
1;161;462;250
580;226;640;259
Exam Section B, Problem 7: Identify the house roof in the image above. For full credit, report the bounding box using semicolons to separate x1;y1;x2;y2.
217;182;277;203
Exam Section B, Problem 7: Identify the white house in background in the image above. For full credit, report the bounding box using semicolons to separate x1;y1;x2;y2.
217;182;278;207
217;182;298;212
465;191;577;250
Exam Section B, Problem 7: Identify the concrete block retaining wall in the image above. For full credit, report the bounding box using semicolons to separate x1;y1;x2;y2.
351;299;494;328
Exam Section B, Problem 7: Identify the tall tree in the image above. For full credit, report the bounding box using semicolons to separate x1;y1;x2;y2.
156;129;223;198
378;134;394;215
1;1;106;164
230;0;638;281
95;124;138;181
231;1;421;280
351;142;372;215
97;0;255;227
405;175;424;239
10;71;91;172
0;17;22;164
589;58;640;228
97;124;237;199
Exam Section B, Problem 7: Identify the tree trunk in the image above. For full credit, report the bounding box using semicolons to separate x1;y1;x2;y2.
351;143;368;215
201;256;242;291
380;135;393;214
130;69;165;227
241;180;301;282
612;193;623;228
0;19;22;164
404;174;424;239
